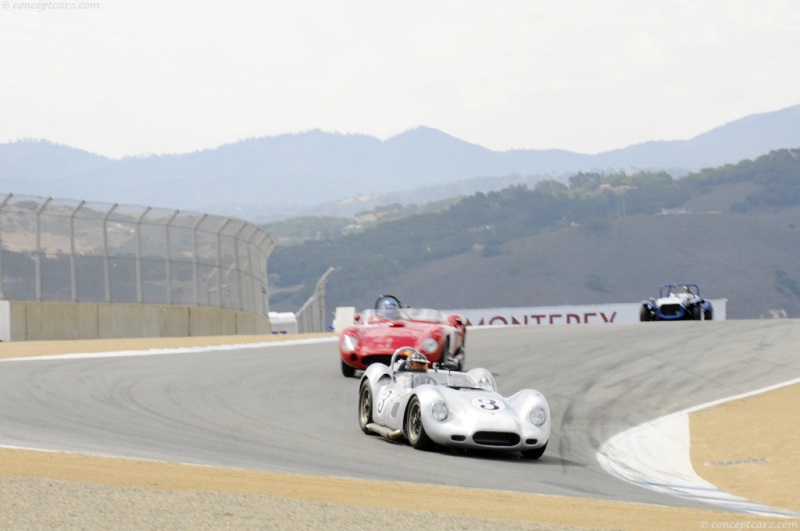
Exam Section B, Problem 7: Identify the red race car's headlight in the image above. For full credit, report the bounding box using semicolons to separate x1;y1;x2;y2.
341;334;358;353
421;337;439;354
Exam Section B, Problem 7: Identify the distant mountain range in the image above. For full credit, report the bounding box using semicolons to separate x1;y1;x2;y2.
2;103;800;222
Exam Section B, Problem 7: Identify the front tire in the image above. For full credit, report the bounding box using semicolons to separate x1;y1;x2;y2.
522;442;547;460
639;306;650;322
358;380;374;434
405;396;432;450
341;360;356;378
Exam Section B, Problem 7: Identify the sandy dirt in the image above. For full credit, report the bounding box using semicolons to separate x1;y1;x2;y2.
1;334;797;530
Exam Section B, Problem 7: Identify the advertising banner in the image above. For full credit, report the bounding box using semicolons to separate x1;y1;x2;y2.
448;299;727;327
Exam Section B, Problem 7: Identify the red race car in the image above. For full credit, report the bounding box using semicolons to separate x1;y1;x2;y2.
339;295;467;377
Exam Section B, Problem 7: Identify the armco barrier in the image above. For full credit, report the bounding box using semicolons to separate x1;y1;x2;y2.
2;301;271;341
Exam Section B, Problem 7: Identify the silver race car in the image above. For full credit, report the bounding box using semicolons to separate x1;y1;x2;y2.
358;347;550;459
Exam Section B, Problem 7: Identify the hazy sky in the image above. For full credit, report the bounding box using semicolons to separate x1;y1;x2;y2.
2;1;799;158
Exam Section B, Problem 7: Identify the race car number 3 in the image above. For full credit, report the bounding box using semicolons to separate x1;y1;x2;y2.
377;388;395;415
472;397;505;411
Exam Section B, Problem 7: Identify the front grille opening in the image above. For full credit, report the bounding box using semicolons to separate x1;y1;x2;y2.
525;438;538;445
450;435;467;442
660;304;681;316
473;431;520;447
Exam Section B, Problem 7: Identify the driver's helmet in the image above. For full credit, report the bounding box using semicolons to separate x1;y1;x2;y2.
406;351;429;373
378;298;400;319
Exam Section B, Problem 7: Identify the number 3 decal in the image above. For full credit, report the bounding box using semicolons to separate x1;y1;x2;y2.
472;397;505;411
377;389;394;414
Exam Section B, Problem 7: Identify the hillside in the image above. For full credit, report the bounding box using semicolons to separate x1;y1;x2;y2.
378;208;800;320
267;149;800;320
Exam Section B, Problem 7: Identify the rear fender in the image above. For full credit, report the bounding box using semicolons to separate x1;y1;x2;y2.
362;362;391;383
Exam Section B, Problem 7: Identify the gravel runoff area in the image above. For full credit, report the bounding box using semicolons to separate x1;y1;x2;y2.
1;335;798;530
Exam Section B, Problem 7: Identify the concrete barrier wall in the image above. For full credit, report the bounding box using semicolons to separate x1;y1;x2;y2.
235;311;271;335
188;306;236;336
6;301;271;341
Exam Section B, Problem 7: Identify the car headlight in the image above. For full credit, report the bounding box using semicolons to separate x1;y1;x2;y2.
341;334;358;353
421;337;439;354
431;401;449;422
529;406;547;426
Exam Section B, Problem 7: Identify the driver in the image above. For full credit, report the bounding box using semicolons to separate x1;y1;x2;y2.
406;351;433;387
406;351;429;372
378;297;401;320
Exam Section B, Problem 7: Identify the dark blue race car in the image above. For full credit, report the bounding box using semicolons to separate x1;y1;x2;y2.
640;284;713;321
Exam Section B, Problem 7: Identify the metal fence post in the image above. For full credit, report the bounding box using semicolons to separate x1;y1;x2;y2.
164;210;179;305
192;213;208;307
296;266;335;333
34;197;53;301
217;219;231;309
134;207;152;303
69;200;86;301
0;193;14;300
233;222;248;312
103;204;119;302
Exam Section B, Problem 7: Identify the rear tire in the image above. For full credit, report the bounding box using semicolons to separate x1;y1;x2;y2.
358;380;374;434
405;396;432;450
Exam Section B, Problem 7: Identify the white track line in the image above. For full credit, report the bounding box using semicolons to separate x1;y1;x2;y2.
0;336;338;363
597;378;800;518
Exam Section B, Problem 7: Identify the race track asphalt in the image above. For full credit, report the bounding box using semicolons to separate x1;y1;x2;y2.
0;320;798;529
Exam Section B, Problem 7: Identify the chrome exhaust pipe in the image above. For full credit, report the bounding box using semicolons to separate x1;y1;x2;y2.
366;423;403;440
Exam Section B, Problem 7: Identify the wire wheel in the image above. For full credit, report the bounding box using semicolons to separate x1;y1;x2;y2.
358;381;374;434
405;396;431;449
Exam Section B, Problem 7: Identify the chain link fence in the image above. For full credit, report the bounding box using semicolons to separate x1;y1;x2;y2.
295;266;336;333
0;194;274;317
